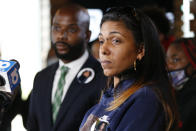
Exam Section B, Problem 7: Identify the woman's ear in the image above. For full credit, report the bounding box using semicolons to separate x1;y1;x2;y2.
136;45;145;60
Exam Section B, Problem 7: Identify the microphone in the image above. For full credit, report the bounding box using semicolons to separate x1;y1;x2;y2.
0;59;21;93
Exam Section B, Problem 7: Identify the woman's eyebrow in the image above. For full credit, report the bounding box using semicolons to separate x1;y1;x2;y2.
98;31;126;37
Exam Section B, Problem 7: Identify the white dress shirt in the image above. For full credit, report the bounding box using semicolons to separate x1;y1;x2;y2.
52;50;89;103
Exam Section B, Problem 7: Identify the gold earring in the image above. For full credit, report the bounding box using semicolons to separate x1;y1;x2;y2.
134;61;136;71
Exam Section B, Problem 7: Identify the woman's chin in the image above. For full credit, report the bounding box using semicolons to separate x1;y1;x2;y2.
103;70;116;77
103;70;112;77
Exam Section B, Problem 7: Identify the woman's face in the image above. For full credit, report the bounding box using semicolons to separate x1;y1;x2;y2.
99;21;138;77
166;44;189;71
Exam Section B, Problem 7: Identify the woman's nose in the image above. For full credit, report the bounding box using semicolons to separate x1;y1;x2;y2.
100;42;110;56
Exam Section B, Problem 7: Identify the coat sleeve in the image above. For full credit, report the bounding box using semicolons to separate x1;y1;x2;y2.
27;73;39;131
114;90;165;131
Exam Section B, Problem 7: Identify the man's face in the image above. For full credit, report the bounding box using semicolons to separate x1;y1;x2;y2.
51;9;89;62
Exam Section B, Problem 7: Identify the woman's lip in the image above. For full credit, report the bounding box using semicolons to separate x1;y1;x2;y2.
100;60;112;64
100;60;112;67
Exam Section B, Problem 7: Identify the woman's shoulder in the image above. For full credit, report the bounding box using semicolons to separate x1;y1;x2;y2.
120;85;162;112
119;80;158;98
131;85;159;101
112;85;165;131
116;80;162;107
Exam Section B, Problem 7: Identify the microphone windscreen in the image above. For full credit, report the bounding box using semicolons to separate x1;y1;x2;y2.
10;59;20;69
0;60;21;93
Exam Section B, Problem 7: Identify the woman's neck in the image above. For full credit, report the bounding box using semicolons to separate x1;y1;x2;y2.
114;76;120;88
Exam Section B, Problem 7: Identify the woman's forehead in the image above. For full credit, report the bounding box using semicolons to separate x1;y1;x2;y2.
100;21;132;36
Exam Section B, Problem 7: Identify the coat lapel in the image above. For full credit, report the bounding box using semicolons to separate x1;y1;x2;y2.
53;56;93;128
44;63;59;127
53;74;83;127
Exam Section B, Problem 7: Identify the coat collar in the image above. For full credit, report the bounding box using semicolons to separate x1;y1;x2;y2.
53;55;99;129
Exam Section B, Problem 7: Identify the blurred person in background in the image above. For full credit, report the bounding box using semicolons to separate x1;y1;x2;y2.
142;6;175;52
28;3;106;131
0;59;29;131
166;38;196;131
0;87;29;131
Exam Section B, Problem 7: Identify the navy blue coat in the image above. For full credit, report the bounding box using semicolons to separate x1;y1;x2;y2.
80;79;166;131
27;56;106;131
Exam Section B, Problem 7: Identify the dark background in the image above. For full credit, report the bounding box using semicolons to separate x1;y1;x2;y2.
51;0;174;20
73;0;174;12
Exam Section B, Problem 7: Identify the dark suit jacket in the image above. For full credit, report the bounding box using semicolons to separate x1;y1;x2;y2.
27;55;106;131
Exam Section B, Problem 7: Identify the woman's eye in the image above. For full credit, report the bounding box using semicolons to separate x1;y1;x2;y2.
112;39;120;44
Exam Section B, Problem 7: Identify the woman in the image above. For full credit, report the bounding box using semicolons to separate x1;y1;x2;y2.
80;6;178;131
166;38;196;131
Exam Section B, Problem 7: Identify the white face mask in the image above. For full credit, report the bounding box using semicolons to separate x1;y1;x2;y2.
169;65;190;90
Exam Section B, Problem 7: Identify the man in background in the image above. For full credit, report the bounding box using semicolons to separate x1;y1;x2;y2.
28;3;106;131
